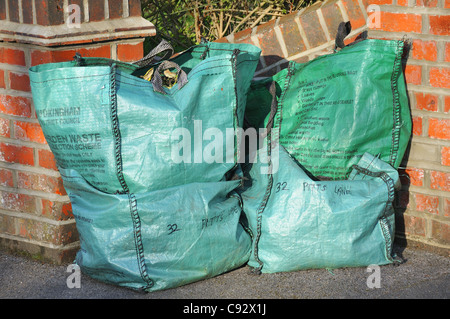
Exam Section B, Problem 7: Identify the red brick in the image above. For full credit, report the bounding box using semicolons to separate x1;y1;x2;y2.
0;143;34;166
0;47;26;66
446;0;450;8
298;9;328;48
8;0;19;22
108;0;123;19
430;171;450;191
367;0;392;3
0;117;10;138
397;0;408;5
374;12;422;33
0;70;5;88
38;149;58;170
320;2;344;41
414;92;438;111
18;171;66;195
0;0;6;20
341;0;366;29
429;15;450;36
400;168;425;187
0;95;32;118
403;214;426;237
52;45;111;63
41;199;73;221
214;37;230;43
412;40;437;61
88;0;105;21
22;0;34;24
446;43;450;62
233;27;252;43
255;20;285;65
412;116;423;136
415;193;439;214
17;218;76;245
9;72;31;92
117;42;144;62
431;221;450;244
404;64;422;85
442;147;450;166
13;121;47;144
31;46;111;65
428;118;450;140
429;67;450;89
129;0;142;17
0;168;14;188
35;0;64;26
0;191;36;213
30;50;53;66
278;13;307;57
417;0;439;6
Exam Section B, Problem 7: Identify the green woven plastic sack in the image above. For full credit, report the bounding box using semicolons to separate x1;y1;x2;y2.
241;81;401;272
246;31;411;180
60;166;250;291
241;142;400;273
240;26;408;273
29;41;261;291
29;41;261;194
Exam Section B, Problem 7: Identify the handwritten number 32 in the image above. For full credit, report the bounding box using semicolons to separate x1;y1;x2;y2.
275;182;288;193
167;224;181;235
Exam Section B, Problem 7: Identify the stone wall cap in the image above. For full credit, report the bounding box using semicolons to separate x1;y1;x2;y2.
0;17;156;46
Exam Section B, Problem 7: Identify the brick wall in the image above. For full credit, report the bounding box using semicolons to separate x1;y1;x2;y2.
217;0;449;253
0;0;154;263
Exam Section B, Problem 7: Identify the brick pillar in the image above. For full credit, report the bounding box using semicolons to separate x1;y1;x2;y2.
366;0;450;252
217;0;449;253
0;0;155;264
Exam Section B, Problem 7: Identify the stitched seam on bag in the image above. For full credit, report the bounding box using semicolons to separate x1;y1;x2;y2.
378;172;396;263
30;74;108;84
231;50;240;167
389;40;403;167
351;165;396;262
276;62;296;137
252;137;274;273
110;64;154;291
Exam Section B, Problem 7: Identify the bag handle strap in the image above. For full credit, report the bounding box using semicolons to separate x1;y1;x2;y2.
334;21;368;51
151;60;188;94
133;39;174;67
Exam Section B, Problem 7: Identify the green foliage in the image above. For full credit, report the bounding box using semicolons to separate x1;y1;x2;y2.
141;0;317;53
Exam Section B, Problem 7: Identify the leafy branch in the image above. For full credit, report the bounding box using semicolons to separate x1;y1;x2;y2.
141;0;317;53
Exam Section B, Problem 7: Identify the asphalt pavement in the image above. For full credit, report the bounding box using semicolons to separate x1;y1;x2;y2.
0;243;448;302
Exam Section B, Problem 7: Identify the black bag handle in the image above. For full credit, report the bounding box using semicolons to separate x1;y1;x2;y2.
151;60;188;94
334;21;368;51
133;39;174;67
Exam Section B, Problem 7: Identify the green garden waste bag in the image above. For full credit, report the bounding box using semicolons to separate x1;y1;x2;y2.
246;25;411;181
241;81;401;273
240;25;409;273
241;142;401;274
29;41;261;291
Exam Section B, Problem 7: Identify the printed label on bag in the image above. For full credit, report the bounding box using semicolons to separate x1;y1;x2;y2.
281;70;364;179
